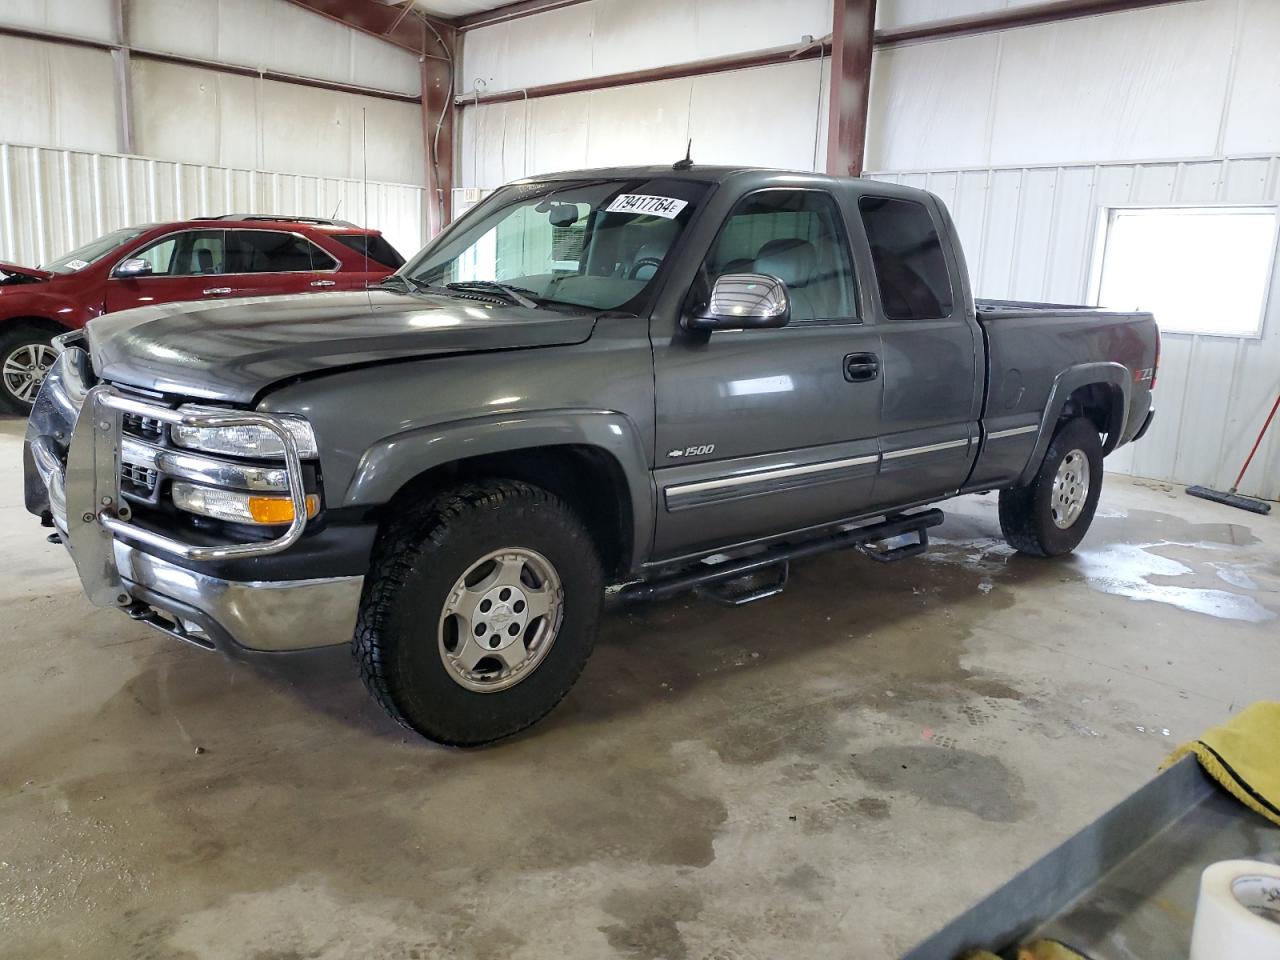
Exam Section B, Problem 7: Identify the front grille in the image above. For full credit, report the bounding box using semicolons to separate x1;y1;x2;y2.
123;413;165;443
121;461;159;498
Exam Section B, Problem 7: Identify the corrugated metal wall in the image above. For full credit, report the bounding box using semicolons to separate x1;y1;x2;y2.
0;142;427;270
867;158;1280;501
0;0;426;186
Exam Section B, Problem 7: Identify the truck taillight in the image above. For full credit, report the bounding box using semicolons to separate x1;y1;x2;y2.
1151;328;1160;389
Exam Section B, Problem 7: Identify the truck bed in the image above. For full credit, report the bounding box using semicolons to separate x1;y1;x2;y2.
975;297;1139;320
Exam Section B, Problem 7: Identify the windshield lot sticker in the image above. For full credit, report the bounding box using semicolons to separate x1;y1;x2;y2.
606;194;688;219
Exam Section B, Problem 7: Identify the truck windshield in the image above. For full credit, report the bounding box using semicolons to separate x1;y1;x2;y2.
44;227;149;274
402;178;709;313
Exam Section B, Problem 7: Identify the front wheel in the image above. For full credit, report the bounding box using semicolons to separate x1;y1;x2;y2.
999;416;1103;557
353;480;604;746
0;327;58;415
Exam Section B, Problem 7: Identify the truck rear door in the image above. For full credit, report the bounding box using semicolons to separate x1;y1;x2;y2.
853;191;983;507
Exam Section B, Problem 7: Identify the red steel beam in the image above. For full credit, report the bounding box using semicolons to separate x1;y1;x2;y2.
422;26;457;235
0;24;421;102
454;0;592;32
454;41;827;107
826;0;877;178
875;0;1199;47
281;0;453;55
454;0;1194;108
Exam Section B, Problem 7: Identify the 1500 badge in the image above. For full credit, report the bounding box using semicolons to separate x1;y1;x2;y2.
667;444;715;458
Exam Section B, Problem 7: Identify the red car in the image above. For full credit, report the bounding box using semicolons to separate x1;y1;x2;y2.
0;215;403;413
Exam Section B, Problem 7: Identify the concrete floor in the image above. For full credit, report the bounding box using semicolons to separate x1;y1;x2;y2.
1;416;1276;960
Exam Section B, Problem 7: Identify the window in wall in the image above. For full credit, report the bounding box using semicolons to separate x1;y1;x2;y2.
857;195;954;321
1092;206;1278;338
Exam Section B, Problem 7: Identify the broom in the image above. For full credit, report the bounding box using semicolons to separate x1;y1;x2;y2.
1186;391;1280;515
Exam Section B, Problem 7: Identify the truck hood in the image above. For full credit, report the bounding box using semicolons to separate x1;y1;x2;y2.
87;289;598;403
0;260;53;283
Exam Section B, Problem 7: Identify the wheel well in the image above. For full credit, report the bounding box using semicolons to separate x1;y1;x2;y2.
382;444;635;579
1061;382;1124;452
1;316;71;340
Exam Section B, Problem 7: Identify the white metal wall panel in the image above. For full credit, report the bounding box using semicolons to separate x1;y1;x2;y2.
131;59;425;186
865;0;1280;172
989;2;1236;167
865;32;1000;172
0;142;426;274
127;0;421;96
874;0;1055;30
868;158;1280;501
458;60;827;189
0;0;116;42
458;0;832;96
0;37;120;156
1220;0;1278;157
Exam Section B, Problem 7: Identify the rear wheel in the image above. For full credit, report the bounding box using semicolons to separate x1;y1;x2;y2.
0;327;58;415
353;480;604;746
999;416;1103;557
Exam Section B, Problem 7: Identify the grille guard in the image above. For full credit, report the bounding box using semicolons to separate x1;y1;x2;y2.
25;347;310;608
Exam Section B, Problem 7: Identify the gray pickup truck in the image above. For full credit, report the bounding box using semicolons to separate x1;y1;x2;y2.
24;165;1158;745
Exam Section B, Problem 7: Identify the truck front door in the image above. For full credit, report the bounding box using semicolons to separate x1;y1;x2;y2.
854;192;983;508
651;185;885;561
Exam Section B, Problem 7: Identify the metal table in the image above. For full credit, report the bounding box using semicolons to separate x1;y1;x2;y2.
904;756;1280;959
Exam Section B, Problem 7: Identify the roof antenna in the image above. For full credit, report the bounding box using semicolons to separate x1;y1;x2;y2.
673;140;693;171
329;198;342;222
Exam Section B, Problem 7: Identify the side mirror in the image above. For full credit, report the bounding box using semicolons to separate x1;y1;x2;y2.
687;273;790;331
113;258;153;278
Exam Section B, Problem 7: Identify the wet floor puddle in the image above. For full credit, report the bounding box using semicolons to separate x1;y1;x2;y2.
927;506;1276;624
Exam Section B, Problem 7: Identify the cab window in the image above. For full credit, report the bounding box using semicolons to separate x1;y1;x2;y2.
857;196;954;321
703;190;858;322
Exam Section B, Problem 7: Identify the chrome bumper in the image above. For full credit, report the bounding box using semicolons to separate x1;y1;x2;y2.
25;345;361;652
115;541;362;652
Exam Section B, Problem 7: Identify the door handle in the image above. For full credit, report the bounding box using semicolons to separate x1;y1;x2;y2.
203;287;232;296
844;352;880;382
310;279;336;287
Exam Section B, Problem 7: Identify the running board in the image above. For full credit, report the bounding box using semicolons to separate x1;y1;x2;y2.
616;509;944;606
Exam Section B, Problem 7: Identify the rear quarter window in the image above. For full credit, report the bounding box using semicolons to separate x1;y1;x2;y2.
858;196;954;321
333;234;405;269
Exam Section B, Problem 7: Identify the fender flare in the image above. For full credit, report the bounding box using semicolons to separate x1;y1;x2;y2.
1016;362;1131;486
342;408;654;573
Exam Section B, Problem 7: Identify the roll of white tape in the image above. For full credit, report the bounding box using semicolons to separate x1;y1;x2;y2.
1189;859;1280;959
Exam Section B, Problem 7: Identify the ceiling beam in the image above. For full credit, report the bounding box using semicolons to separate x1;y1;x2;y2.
875;0;1200;46
281;0;453;56
455;0;592;32
826;0;877;178
0;24;421;103
455;0;1195;107
454;41;824;106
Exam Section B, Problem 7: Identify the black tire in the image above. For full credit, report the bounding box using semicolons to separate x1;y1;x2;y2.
999;416;1104;557
0;325;58;416
353;480;604;746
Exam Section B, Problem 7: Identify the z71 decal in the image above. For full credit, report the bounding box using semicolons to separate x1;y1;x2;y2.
667;444;715;459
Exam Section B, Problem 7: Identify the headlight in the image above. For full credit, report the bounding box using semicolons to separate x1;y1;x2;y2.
172;407;318;459
172;481;319;525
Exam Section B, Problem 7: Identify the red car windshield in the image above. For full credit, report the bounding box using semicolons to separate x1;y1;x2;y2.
44;227;149;274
